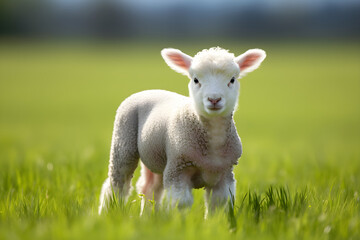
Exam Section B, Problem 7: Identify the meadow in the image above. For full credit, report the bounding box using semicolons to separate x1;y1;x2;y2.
0;40;359;240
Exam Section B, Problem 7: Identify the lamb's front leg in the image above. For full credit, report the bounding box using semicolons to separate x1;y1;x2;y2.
204;169;236;217
163;165;194;209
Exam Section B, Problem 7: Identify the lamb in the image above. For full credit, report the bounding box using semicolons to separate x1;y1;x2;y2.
98;47;266;215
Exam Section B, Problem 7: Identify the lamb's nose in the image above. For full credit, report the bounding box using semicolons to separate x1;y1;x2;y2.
208;97;222;105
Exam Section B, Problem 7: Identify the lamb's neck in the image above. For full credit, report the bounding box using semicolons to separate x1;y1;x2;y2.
200;115;232;150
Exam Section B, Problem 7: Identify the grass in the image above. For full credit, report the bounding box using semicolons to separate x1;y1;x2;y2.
0;40;359;239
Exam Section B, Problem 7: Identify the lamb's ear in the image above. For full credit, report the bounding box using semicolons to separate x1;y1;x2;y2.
161;48;193;76
235;49;266;77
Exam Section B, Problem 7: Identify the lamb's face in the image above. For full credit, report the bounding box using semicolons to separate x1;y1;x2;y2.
161;47;266;118
188;50;240;117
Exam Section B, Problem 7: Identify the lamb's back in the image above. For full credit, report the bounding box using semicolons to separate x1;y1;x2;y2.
120;90;190;173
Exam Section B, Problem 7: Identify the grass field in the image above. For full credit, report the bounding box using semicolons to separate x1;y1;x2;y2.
0;41;359;240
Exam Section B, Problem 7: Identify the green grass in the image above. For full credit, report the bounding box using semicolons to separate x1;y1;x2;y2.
0;40;359;240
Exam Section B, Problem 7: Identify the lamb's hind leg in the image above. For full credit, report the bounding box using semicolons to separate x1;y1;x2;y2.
99;109;139;214
136;162;164;203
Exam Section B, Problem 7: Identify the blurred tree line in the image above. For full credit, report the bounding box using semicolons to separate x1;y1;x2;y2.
0;0;359;40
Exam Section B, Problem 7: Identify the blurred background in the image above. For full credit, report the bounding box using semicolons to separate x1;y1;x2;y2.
0;0;359;40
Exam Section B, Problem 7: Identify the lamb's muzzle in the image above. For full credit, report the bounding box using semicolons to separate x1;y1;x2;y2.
208;97;222;105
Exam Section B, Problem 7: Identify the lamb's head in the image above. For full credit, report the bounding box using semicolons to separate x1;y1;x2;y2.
161;47;266;118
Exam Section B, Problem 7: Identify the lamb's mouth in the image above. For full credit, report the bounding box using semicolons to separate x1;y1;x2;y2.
207;106;222;111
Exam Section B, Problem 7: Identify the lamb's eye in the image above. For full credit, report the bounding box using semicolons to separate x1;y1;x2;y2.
230;77;235;84
194;78;199;84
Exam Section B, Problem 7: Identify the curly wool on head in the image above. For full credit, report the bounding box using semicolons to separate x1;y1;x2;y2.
191;47;239;76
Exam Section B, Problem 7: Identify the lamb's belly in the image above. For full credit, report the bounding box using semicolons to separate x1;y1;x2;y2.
191;169;223;188
202;170;222;186
190;154;227;188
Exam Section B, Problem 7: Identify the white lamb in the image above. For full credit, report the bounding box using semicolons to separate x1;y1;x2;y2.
99;47;266;215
